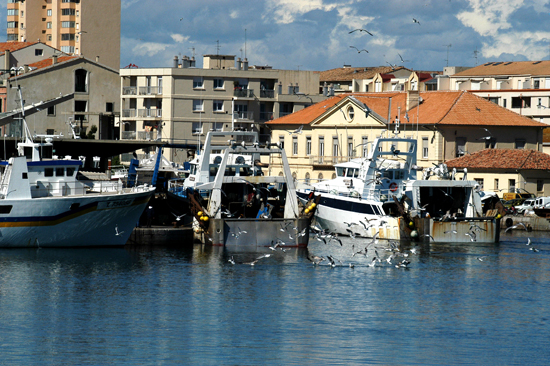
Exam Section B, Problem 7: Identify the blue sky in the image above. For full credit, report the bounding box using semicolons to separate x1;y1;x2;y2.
8;0;550;72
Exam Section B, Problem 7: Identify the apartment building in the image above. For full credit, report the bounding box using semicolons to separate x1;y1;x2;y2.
438;61;550;125
6;0;120;70
119;54;326;163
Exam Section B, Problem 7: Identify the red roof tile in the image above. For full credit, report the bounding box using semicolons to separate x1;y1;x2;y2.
27;56;78;71
266;91;546;128
0;42;38;54
445;148;550;170
453;60;550;77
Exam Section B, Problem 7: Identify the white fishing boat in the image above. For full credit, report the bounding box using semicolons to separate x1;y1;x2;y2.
185;131;319;247
0;87;155;247
297;133;501;243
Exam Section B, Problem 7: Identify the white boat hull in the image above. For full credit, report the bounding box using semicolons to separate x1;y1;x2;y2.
0;188;154;247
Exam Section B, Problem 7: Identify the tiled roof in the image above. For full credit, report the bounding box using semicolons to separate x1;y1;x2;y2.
266;90;547;128
0;42;38;55
452;60;550;77
27;56;79;71
319;66;404;82
445;148;550;170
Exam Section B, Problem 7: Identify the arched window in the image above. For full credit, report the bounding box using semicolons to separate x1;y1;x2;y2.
75;69;88;92
318;173;323;182
332;173;336;179
305;172;310;185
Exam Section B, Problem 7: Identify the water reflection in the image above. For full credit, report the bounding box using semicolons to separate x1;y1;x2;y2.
0;233;548;364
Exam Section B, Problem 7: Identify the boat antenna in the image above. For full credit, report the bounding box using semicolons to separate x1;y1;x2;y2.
16;85;33;144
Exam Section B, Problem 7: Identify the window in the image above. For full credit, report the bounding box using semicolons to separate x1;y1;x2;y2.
35;49;43;56
67;168;75;176
211;122;223;132
192;122;202;135
47;35;52;41
474;178;484;190
61;21;75;28
7;34;18;41
74;100;87;123
485;138;496;149
487;97;498;104
537;179;544;192
74;69;87;92
106;102;114;113
456;137;466;157
509;179;516;192
62;9;76;16
515;139;526;149
332;136;339;157
293;136;298;155
511;97;530;108
494;179;499;191
422;137;428;158
534;79;540;89
214;78;224;89
306;136;311;155
319;136;324;158
46;22;52;29
213;100;224;112
45;168;54;177
61;46;75;53
47;105;55;116
7;22;18;29
362;136;368;157
348;136;354;157
279;135;284;149
56;168;65;177
193;100;204;112
503;99;507;108
47;9;52;16
347;106;354;121
193;77;204;89
46;129;54;135
7;9;18;16
61;33;75;41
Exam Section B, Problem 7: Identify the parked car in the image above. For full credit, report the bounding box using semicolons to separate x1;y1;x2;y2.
514;198;535;213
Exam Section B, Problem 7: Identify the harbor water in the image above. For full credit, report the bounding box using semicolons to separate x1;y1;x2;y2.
0;230;549;365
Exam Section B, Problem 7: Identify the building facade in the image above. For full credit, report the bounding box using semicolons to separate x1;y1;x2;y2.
6;0;120;70
265;90;546;195
119;54;326;163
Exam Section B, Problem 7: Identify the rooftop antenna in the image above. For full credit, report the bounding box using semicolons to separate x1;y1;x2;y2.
215;40;220;55
444;44;452;67
244;28;247;59
188;47;196;58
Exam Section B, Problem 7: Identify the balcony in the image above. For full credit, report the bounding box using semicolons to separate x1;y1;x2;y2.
137;130;158;141
121;131;136;140
122;86;137;95
260;89;275;98
259;112;274;121
233;88;254;98
139;86;162;95
138;109;162;118
234;111;254;120
310;156;350;167
122;109;136;118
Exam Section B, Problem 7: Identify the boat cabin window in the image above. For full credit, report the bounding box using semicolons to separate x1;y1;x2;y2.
239;167;250;176
56;167;64;176
24;147;32;159
67;167;75;176
383;171;393;179
225;166;236;176
336;167;345;177
41;145;53;159
345;168;358;178
394;170;404;180
0;205;12;214
209;165;219;177
44;168;54;177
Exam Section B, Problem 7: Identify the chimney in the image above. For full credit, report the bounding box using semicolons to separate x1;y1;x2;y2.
236;57;241;70
173;55;179;68
23;64;29;73
243;58;248;71
288;83;293;94
95;56;100;63
190;56;195;68
52;54;58;65
277;81;282;95
323;82;328;96
406;90;420;111
329;85;334;96
4;50;10;72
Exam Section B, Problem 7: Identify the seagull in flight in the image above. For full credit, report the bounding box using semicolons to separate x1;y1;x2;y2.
115;224;125;236
349;28;373;36
477;128;493;141
398;53;410;63
350;46;369;53
172;212;186;221
284;125;303;135
505;222;527;233
413;18;421;25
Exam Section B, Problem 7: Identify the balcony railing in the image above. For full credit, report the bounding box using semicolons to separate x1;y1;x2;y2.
260;89;275;98
233;88;254;98
138;109;162;118
234;111;254;120
310;156;350;165
279;111;292;117
259;112;274;121
122;109;136;118
123;86;137;95
137;130;158;140
139;86;162;95
121;131;136;140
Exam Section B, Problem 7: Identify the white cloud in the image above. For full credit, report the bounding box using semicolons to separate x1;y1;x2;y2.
230;10;239;19
264;0;340;24
482;31;550;59
171;34;189;43
457;0;525;37
132;42;170;57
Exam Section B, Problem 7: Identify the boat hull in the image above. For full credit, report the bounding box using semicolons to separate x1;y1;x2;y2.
204;218;310;247
0;188;154;247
